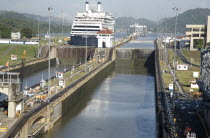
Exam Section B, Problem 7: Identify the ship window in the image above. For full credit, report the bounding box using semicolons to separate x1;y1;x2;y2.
72;29;100;32
74;26;100;28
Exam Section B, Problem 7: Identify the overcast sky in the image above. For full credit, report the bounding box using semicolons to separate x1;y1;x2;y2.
1;0;210;22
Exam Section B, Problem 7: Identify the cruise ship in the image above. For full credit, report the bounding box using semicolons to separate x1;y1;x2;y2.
70;2;115;48
129;24;147;37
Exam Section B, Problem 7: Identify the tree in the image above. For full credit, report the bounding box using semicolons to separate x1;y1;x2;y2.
196;39;204;50
21;28;33;38
0;24;12;38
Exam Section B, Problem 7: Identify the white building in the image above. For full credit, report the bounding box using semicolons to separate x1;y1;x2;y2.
176;64;189;70
11;55;18;60
97;28;113;48
56;72;64;79
11;32;21;39
193;72;199;78
186;16;210;50
190;80;199;89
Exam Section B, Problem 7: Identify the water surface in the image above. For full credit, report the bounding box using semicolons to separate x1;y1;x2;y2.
40;58;156;138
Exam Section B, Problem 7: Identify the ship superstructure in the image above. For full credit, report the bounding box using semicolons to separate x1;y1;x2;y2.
70;2;115;47
129;24;147;37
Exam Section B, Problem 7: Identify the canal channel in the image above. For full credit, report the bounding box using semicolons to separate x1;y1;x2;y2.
38;34;157;138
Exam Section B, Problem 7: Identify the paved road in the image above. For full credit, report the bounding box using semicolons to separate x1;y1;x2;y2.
175;50;200;67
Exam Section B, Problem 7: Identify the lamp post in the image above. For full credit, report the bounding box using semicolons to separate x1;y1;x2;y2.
62;12;64;45
37;18;40;58
164;17;168;71
48;6;53;98
172;7;180;107
85;15;88;72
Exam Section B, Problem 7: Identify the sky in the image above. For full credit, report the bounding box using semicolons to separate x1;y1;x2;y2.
1;0;210;22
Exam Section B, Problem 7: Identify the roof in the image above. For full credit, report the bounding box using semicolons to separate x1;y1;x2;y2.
97;28;113;34
177;64;189;66
56;72;64;74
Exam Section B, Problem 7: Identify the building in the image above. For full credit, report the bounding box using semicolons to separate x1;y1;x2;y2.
176;64;189;70
190;80;199;89
177;39;190;49
11;32;21;39
56;72;64;79
97;28;113;48
11;55;18;60
186;16;210;50
129;24;147;37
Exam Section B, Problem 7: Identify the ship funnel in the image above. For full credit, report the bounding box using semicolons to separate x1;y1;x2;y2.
85;2;89;11
97;2;101;12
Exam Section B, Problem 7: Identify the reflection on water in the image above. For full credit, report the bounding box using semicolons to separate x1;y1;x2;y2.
22;65;65;89
40;59;156;138
22;60;76;90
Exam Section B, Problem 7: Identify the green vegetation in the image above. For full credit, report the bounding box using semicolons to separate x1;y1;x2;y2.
176;66;200;92
195;39;205;49
0;44;38;66
160;8;210;33
116;8;210;33
21;28;33;38
166;49;200;93
0;11;71;38
0;8;209;37
160;61;174;89
0;24;12;38
167;49;182;65
182;49;200;66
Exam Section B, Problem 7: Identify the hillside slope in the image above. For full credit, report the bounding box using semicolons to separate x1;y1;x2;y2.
0;11;71;38
161;8;210;33
115;17;157;32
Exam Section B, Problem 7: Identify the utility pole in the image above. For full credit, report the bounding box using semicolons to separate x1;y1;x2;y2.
172;6;180;107
164;17;168;71
48;6;53;98
37;18;40;58
62;12;64;45
85;15;88;73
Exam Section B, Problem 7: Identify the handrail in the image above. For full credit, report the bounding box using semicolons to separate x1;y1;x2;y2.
155;40;176;137
0;57;48;71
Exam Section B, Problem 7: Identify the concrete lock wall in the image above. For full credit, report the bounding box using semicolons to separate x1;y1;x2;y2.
9;52;115;138
56;47;96;59
12;58;56;75
116;49;154;59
